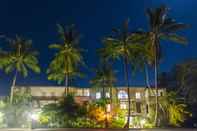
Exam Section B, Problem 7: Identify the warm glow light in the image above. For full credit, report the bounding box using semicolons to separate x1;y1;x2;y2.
106;104;111;112
30;113;39;121
96;92;101;99
140;119;146;125
29;110;41;121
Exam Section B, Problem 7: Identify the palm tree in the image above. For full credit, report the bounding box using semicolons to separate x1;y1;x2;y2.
47;24;84;94
174;60;197;102
90;63;116;128
0;35;40;103
146;5;189;126
100;20;144;128
160;91;190;126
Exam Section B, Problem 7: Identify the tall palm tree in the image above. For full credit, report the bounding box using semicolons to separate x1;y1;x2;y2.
90;63;116;128
0;35;40;103
146;5;189;126
100;20;144;128
47;24;84;94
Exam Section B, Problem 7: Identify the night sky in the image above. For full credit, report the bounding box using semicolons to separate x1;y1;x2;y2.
0;0;196;95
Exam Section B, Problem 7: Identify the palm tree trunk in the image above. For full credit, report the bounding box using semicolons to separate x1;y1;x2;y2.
65;74;69;95
154;44;159;127
110;84;113;109
105;104;109;128
123;56;131;128
102;79;105;99
10;71;17;104
145;64;151;88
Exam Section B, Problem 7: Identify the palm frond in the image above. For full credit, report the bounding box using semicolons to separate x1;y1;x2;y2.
160;33;188;44
48;43;62;49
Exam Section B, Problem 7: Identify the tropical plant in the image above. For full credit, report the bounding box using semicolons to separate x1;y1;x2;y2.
39;93;87;128
160;91;191;127
90;62;116;128
146;5;189;126
59;93;87;118
47;24;84;94
88;101;106;127
174;60;197;102
100;20;144;128
39;103;61;127
0;88;32;128
0;36;40;103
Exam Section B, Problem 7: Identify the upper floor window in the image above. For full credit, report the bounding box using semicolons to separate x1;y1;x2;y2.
106;92;110;98
136;92;141;99
76;90;83;96
84;89;90;96
96;92;101;99
118;90;128;99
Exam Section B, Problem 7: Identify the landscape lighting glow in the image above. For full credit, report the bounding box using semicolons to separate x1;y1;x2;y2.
30;112;39;121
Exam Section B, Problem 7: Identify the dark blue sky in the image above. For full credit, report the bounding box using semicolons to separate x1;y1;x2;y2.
0;0;196;95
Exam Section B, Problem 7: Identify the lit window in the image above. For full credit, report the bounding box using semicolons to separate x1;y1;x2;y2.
118;90;128;99
77;90;83;96
136;92;141;99
106;92;110;98
106;104;111;112
120;103;127;109
96;92;101;99
84;89;90;96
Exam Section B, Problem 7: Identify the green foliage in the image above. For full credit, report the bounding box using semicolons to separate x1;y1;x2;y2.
39;103;60;127
147;5;189;45
0;88;32;128
110;108;126;128
59;93;87;117
0;35;40;77
39;93;88;128
87;101;106;126
160;91;191;127
47;24;84;85
100;20;146;64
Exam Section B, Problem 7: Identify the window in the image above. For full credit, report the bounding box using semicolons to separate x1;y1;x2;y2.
96;92;101;99
76;90;83;96
106;92;110;98
84;89;90;96
136;102;141;113
135;92;141;99
120;103;127;109
118;90;128;99
106;104;111;112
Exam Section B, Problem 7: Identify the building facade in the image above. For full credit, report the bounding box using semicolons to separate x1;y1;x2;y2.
14;86;165;117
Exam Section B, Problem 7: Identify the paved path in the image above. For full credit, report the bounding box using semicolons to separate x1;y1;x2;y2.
0;128;197;131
